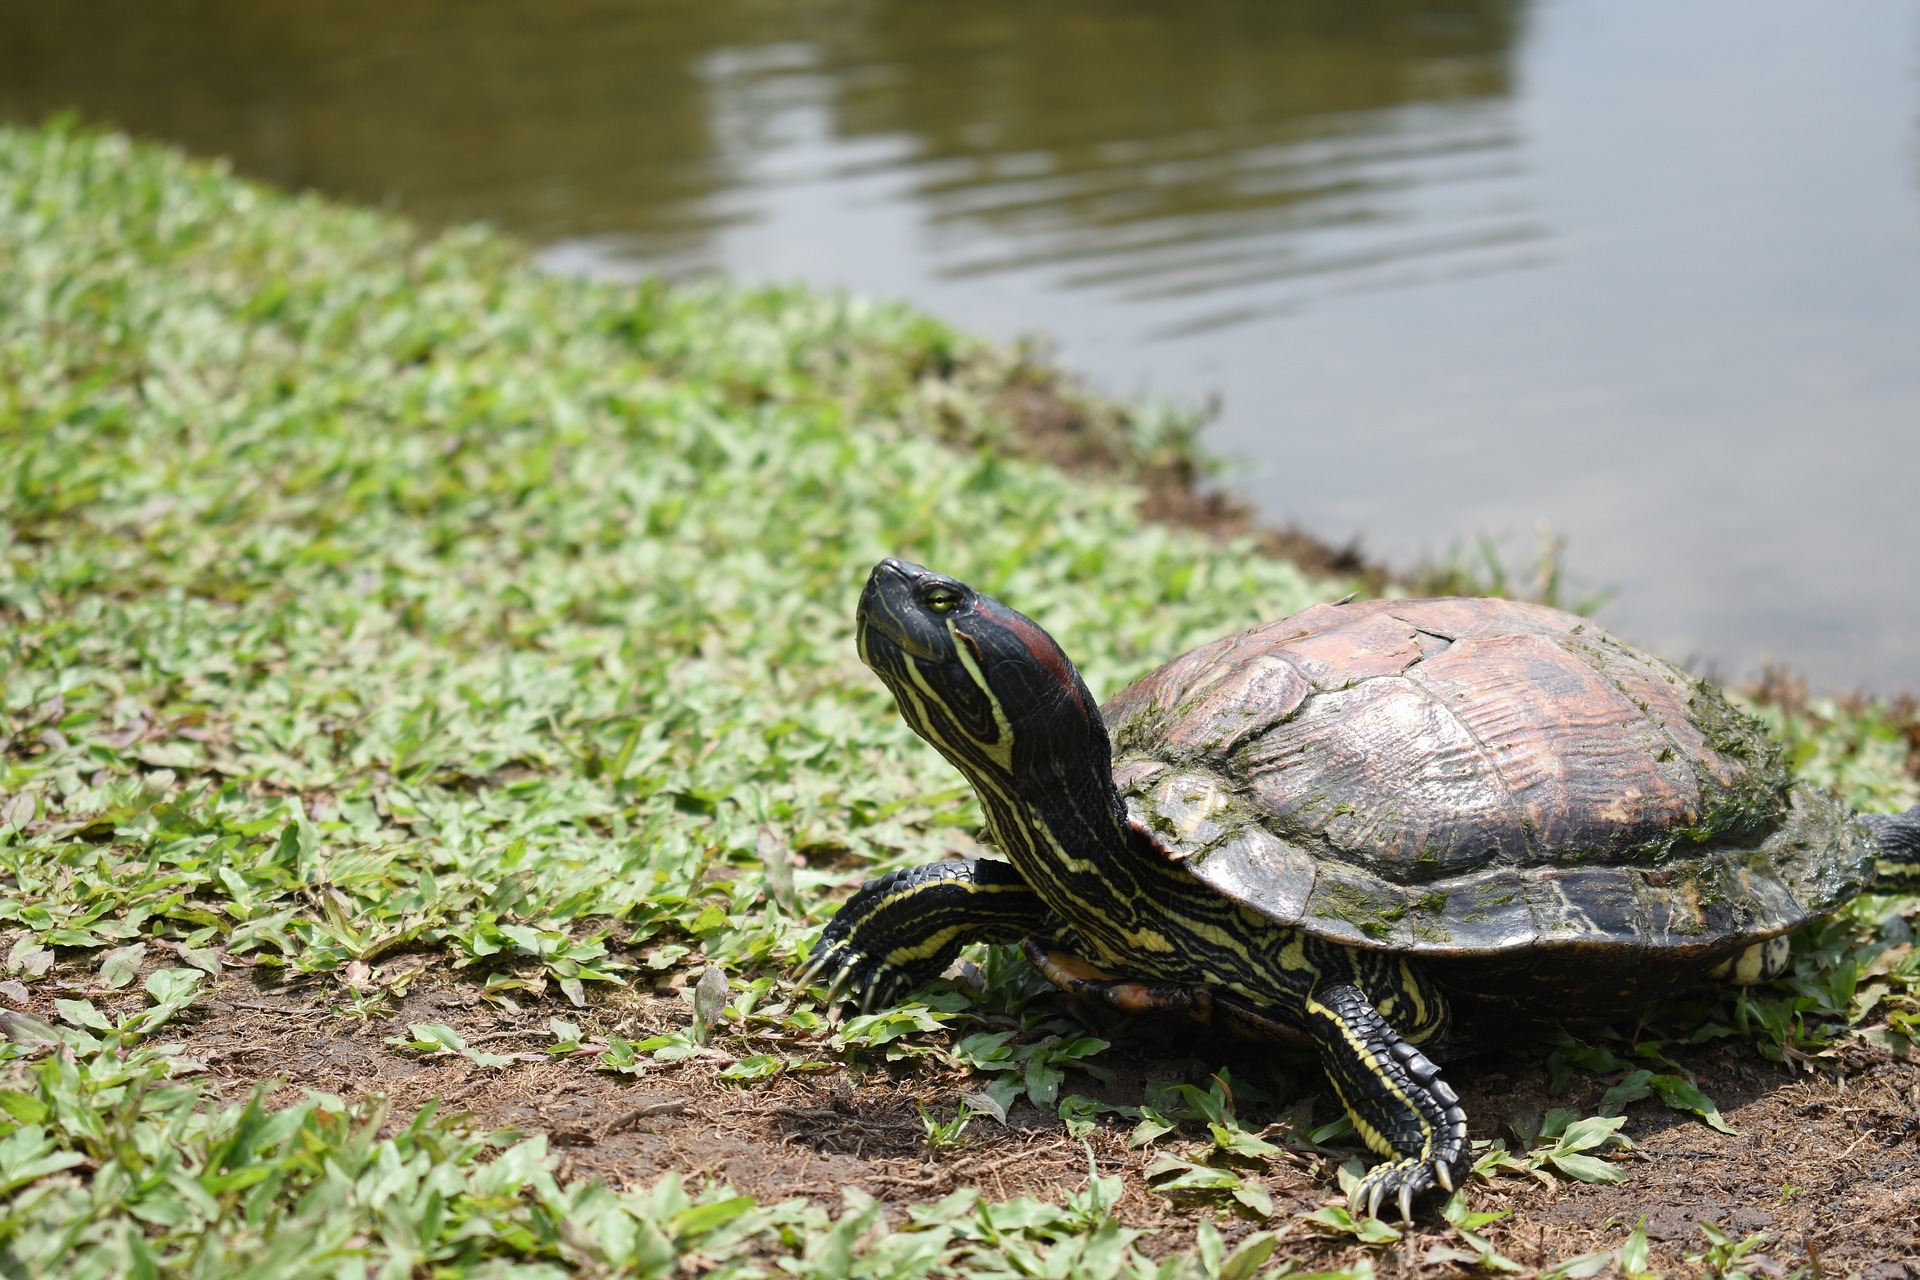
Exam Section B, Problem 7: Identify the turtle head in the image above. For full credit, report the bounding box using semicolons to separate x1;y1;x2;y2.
856;559;1112;791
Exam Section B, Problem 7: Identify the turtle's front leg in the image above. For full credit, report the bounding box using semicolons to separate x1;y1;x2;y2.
800;858;1049;1010
1300;973;1470;1222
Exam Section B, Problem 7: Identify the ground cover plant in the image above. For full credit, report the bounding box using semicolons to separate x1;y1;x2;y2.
3;121;1919;1278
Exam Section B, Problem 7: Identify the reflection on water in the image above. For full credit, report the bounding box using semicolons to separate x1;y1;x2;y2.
0;0;1538;326
0;0;751;253
0;0;1527;290
1;0;1916;688
695;1;1538;331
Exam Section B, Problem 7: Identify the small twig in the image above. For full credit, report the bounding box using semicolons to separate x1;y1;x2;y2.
603;1100;687;1133
867;1167;947;1190
468;1028;552;1045
200;1046;265;1065
954;1148;1037;1180
443;1077;494;1105
224;1000;313;1016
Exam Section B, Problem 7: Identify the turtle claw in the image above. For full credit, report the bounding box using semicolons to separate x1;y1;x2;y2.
820;966;852;1013
1350;1151;1460;1225
797;860;1042;1016
795;929;916;1017
794;953;831;993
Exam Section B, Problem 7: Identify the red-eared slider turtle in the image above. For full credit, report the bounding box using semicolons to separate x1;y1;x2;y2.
804;559;1920;1219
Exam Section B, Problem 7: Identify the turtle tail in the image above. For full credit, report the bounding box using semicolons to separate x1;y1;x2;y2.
1864;803;1920;891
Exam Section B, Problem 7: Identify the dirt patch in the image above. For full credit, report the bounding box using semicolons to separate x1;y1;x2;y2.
1462;1041;1920;1274
20;949;1920;1273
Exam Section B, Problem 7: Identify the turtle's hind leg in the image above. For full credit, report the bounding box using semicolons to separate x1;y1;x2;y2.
801;858;1049;1010
1866;803;1920;889
1299;969;1469;1222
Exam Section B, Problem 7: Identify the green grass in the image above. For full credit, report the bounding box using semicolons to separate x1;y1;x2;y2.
1;120;1916;1278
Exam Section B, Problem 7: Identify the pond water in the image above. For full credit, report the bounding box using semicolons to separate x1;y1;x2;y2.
3;0;1916;690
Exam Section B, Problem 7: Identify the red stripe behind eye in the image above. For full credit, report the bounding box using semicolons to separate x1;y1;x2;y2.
988;606;1085;713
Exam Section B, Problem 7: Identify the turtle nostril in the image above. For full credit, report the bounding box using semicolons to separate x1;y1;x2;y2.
877;558;936;585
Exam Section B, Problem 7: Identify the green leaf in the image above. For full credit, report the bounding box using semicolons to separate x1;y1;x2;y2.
1649;1074;1739;1135
963;1091;1009;1125
955;1031;1017;1070
1441;1190;1510;1233
670;1195;756;1240
836;1005;948;1047
144;966;204;1007
1599;1068;1654;1115
599;1036;645;1076
55;999;115;1032
981;1076;1023;1118
1545;1151;1624;1184
1305;1203;1402;1244
5;938;53;978
1542;1252;1615;1279
1210;1122;1281;1161
1023;1056;1064;1109
1557;1114;1629;1152
0;1126;88;1194
718;1054;782;1081
392;1022;513;1068
1057;1094;1132;1139
1228;1181;1272;1218
1621;1219;1657;1278
408;1023;466;1053
1213;1230;1277;1280
175;945;223;976
0;1091;49;1124
1130;1108;1179;1148
1146;1158;1242;1193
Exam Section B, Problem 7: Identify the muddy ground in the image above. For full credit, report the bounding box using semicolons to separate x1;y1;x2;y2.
18;948;1920;1278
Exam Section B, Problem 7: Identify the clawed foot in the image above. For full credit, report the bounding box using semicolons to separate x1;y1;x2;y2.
1303;978;1471;1223
794;858;1048;1014
1349;1149;1461;1224
1343;1036;1472;1222
793;864;945;1013
793;931;914;1014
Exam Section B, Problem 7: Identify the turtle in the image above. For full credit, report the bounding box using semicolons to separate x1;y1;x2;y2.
803;558;1920;1219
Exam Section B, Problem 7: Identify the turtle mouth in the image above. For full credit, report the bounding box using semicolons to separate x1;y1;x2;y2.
857;558;953;664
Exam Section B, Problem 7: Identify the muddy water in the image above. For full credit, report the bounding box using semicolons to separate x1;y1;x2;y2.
2;0;1915;689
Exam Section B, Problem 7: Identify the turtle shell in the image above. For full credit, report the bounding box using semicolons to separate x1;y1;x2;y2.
1102;597;1877;1011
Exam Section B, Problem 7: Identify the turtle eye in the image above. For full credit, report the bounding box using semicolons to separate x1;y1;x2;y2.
922;584;963;614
